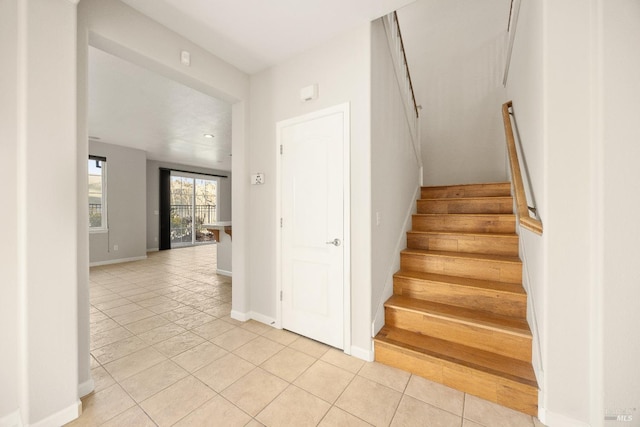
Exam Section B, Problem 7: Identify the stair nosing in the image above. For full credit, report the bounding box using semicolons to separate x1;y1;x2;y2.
375;326;537;386
384;295;531;338
418;196;514;202
421;182;511;190
401;249;521;264
393;270;526;295
407;230;518;238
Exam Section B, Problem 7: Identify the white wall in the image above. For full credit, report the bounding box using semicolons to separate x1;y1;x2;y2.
248;24;373;356
601;1;640;422
370;18;422;334
0;0;80;425
77;0;250;404
505;0;545;405
88;141;147;264
0;0;20;421
146;160;232;250
397;0;509;186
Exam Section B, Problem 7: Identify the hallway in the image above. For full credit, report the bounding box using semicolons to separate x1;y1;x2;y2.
69;245;543;426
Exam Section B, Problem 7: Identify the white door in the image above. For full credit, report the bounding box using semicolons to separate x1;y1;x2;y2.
279;105;348;349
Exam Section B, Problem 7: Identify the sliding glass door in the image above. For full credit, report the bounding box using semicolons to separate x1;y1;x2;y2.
170;173;218;247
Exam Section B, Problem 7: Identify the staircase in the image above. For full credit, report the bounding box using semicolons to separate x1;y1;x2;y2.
373;182;538;416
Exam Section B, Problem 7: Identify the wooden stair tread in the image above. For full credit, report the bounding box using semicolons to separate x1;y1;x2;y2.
375;326;537;386
402;249;521;264
407;230;518;238
421;182;512;199
419;196;513;202
394;270;526;295
385;295;531;337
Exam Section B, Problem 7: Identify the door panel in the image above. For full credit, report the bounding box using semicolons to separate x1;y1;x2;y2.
281;108;345;349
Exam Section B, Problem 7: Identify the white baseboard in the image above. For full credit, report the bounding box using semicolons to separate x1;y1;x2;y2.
538;408;590;427
351;344;374;362
230;310;250;322
216;269;232;277
146;248;159;252
29;400;81;427
248;312;277;327
89;255;147;267
78;378;95;398
0;410;22;427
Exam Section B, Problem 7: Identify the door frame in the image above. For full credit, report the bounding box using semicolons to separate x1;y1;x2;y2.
275;103;352;354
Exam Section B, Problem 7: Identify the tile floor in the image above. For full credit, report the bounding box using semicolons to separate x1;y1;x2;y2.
68;244;545;427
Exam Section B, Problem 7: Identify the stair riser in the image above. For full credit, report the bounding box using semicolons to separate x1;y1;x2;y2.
412;215;516;234
393;277;527;318
417;198;514;214
407;233;519;256
374;342;537;416
400;253;522;283
385;307;532;362
421;183;512;199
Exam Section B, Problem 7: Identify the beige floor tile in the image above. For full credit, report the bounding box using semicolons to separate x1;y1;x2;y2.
91;317;120;334
152;331;206;358
93;297;131;311
172;341;229;372
90;366;115;392
240;319;274;335
91;336;149;365
140;376;216;427
533;418;547;427
358;361;411;392
262;328;299;346
101;405;157;427
404;375;464;416
147;300;185;314
233;336;284;365
90;326;133;351
294;360;355;403
203;302;232;318
191;318;236;340
289;336;331;358
161;306;202;321
391;395;461;427
127;291;161;303
221;368;288;416
173;312;217;329
219;314;244;326
193;352;255;392
463;420;485;427
119;359;188;402
244;419;265;427
320;348;366;374
111;308;156;326
103;347;167;382
173;395;252;427
464;395;535;427
335;376;402;427
261;347;316;382
90;355;100;369
124;314;171;335
137;322;186;344
66;383;135;426
318;406;372;427
211;327;258;351
102;303;144;318
257;385;330;427
90;310;109;324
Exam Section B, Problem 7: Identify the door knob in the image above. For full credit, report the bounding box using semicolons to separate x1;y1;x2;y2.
325;238;341;247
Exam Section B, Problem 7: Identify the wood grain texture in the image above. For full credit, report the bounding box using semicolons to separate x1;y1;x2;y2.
421;182;511;199
417;197;514;214
411;213;516;234
407;231;519;256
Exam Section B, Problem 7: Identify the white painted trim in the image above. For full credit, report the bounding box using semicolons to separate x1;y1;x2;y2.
216;269;232;277
371;184;420;338
0;410;23;427
249;312;277;327
230;310;250;322
350;344;374;362
538;408;590;427
146;248;159;252
78;378;95;398
275;103;352;350
89;255;147;267
28;400;80;427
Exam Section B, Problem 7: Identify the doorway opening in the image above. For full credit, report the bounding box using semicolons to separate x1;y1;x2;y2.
170;172;219;247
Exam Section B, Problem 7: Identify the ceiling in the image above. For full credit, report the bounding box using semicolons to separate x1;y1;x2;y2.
89;0;414;171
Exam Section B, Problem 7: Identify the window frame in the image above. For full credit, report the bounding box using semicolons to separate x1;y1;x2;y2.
88;156;108;233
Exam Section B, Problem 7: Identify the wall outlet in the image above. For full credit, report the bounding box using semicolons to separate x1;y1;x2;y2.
251;173;265;185
113;245;119;251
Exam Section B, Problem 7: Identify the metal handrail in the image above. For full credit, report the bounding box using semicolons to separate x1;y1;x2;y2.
393;11;419;118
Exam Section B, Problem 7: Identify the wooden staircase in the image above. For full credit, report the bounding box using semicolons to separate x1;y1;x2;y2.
373;182;538;416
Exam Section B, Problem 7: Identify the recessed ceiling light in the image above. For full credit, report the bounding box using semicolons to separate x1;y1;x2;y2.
204;134;214;139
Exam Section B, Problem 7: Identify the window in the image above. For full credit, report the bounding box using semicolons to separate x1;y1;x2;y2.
88;156;107;231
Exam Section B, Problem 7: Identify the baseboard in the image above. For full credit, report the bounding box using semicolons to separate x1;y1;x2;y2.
350;344;374;362
78;378;95;398
146;248;159;252
216;269;232;277
0;410;22;427
538;407;590;427
29;400;81;427
230;310;250;322
248;312;277;327
89;255;147;267
371;184;420;338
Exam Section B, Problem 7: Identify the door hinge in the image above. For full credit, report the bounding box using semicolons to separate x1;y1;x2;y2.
280;291;283;301
280;145;283;155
